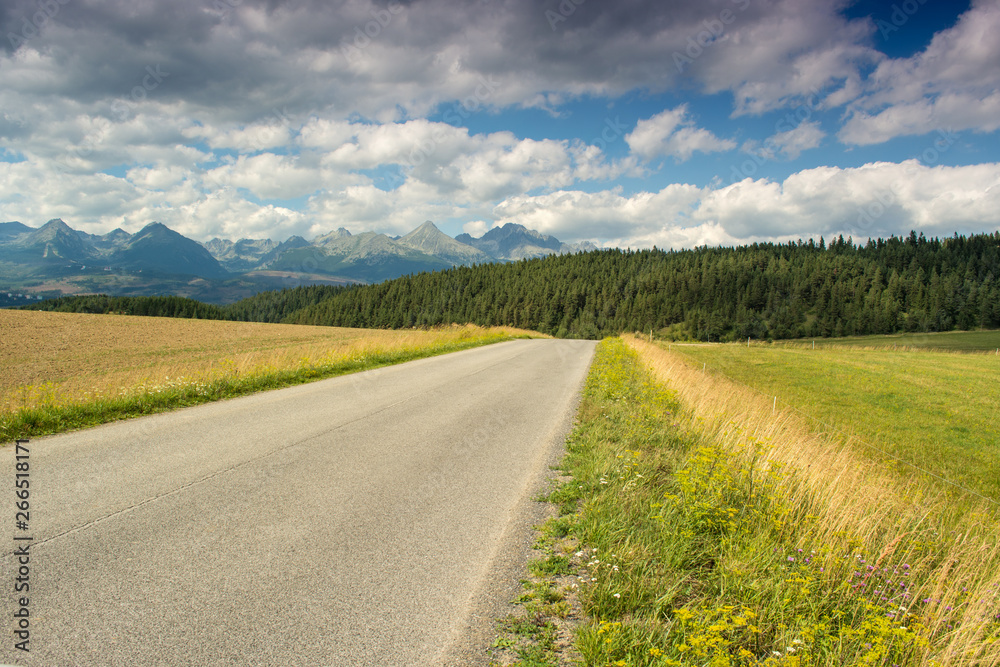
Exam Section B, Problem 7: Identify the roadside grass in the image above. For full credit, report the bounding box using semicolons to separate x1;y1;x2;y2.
540;337;999;666
773;330;1000;352
0;310;531;442
664;342;1000;503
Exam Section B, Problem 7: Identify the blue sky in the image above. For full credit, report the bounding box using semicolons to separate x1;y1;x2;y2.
1;0;999;249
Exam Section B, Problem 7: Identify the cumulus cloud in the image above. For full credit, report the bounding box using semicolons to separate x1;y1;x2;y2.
840;1;1000;144
492;161;1000;248
749;120;825;160
204;153;327;200
626;106;735;161
0;0;886;128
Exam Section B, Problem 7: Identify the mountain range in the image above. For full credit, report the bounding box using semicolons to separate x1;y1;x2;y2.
0;218;596;302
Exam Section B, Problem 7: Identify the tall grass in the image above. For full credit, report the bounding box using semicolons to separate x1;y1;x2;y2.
552;337;999;666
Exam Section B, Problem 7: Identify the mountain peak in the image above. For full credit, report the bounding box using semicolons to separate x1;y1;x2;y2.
116;222;228;278
314;227;352;247
401;220;447;242
16;218;93;261
459;222;563;259
398;220;490;266
41;218;72;231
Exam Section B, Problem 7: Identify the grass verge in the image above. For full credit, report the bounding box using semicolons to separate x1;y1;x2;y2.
533;336;999;666
0;330;521;443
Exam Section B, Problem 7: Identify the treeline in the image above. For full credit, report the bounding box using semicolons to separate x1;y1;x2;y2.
23;294;226;319
223;285;351;322
21;231;1000;341
21;285;348;323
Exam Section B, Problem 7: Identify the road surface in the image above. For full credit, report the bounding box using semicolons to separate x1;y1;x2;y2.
0;338;596;666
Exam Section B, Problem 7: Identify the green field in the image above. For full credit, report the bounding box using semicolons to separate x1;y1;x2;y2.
669;340;1000;502
782;329;1000;351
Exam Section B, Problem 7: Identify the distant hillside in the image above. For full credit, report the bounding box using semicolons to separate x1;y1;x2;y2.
26;231;1000;342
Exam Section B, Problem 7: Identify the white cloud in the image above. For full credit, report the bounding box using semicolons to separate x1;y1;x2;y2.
493;184;708;245
204;153;327;200
492;161;1000;248
840;1;1000;145
691;0;882;115
759;120;825;160
184;118;294;152
626;106;735;161
462;220;489;237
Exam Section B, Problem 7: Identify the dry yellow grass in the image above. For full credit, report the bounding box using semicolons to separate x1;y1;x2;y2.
0;309;531;413
623;335;1000;665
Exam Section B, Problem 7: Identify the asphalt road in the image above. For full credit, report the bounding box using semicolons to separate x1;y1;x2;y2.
0;338;596;666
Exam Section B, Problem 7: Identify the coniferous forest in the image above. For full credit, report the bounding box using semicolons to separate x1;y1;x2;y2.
23;231;1000;341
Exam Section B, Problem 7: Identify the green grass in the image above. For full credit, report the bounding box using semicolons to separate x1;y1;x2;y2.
667;342;1000;503
0;333;518;443
543;338;1000;666
780;329;1000;351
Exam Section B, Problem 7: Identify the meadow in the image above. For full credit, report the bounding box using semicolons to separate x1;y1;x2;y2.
665;339;1000;502
0;309;529;442
776;330;1000;352
498;336;1000;666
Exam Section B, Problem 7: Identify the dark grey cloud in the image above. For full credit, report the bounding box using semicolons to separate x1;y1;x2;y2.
1;0;874;123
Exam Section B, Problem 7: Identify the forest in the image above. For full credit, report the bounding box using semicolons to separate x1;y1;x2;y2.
23;231;1000;341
